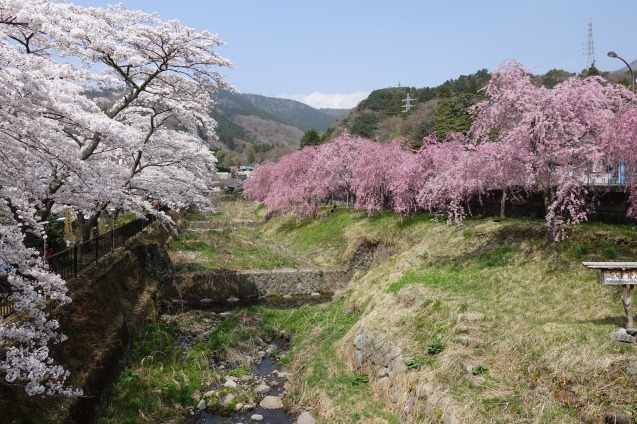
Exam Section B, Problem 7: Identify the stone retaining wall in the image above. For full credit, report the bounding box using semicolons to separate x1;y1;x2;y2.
185;220;262;230
175;268;350;301
347;328;461;424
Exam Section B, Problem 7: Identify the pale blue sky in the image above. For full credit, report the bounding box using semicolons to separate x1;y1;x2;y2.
75;0;635;108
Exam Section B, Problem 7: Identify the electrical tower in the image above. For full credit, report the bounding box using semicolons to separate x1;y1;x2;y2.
402;93;416;113
586;20;595;69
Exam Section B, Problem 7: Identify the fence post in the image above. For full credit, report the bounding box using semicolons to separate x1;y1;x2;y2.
73;244;78;278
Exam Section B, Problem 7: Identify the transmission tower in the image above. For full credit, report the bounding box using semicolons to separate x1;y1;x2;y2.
586;20;595;68
402;93;416;113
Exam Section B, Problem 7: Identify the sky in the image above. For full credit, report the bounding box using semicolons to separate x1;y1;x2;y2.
74;0;636;109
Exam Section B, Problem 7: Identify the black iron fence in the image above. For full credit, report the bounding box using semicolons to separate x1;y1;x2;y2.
1;213;157;317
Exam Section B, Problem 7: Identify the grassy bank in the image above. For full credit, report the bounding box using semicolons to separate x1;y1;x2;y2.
107;200;637;423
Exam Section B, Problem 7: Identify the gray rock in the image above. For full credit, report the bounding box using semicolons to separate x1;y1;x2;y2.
457;335;484;346
388;360;407;378
254;383;270;394
235;402;244;411
260;395;283;409
310;292;321;297
389;345;402;359
456;322;479;332
251;414;264;421
460;312;484;321
377;376;389;389
373;336;387;350
604;413;632;424
377;367;389;378
223;379;238;388
353;334;368;350
627;328;637;336
220;393;236;407
197;399;207;410
611;329;637;343
200;298;213;305
387;354;402;372
406;395;417;407
297;411;316;424
355;350;364;368
226;297;240;303
442;410;458;424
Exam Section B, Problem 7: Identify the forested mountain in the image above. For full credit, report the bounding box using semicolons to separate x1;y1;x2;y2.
211;90;349;165
326;64;633;147
239;93;349;132
327;69;491;146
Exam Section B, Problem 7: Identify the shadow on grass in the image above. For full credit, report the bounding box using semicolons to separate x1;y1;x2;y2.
575;315;626;327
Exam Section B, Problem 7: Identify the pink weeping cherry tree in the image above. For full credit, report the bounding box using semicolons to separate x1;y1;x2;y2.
469;61;635;242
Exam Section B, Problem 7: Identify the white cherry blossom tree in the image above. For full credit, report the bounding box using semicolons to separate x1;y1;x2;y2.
0;0;231;395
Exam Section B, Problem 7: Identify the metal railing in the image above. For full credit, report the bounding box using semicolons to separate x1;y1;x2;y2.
0;213;157;317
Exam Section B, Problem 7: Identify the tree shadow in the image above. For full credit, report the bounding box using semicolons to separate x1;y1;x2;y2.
575;315;625;327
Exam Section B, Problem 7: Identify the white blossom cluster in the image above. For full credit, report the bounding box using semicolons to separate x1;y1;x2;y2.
0;0;232;395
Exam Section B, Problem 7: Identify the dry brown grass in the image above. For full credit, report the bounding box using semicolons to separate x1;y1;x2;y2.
330;216;637;423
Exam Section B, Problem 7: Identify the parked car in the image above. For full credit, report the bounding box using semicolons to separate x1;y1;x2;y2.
224;182;244;194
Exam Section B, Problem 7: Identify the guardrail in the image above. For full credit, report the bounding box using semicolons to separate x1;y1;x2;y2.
0;213;158;317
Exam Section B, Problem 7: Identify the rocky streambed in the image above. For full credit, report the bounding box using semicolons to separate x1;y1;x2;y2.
164;311;299;423
99;307;318;424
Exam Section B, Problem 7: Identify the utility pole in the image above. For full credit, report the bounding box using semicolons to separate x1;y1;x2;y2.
402;93;416;113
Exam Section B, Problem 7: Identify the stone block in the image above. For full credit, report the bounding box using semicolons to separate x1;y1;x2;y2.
611;329;636;343
377;376;389;389
387;355;402;372
457;335;484;346
353;334;367;350
460;312;484;321
355;350;364;368
297;412;316;424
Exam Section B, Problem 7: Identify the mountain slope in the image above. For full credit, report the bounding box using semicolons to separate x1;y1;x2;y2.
241;93;349;132
210;90;350;163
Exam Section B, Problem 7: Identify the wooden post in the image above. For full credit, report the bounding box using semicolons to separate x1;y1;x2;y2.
622;284;635;328
582;262;637;331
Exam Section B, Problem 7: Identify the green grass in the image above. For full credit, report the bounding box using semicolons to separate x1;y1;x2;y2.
98;322;217;424
225;243;296;269
263;209;355;266
165;201;637;423
249;296;399;423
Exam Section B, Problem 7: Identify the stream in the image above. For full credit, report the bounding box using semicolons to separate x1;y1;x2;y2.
189;356;294;423
162;295;330;424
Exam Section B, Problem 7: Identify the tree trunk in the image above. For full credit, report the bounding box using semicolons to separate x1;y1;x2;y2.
499;188;507;219
76;210;101;244
542;189;557;244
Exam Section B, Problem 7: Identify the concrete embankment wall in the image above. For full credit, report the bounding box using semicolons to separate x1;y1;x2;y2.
175;268;350;301
61;223;177;424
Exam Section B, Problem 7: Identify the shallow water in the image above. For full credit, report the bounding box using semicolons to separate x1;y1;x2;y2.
192;407;294;424
188;355;293;424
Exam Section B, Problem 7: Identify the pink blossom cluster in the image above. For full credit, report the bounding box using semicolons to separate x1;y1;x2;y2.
246;61;637;243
